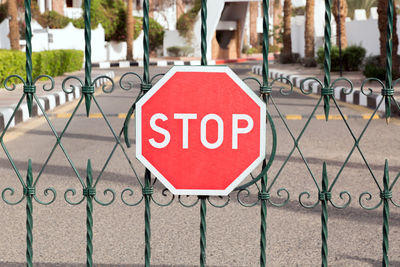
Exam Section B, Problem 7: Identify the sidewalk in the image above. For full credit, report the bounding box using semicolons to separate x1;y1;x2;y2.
252;63;399;115
0;69;115;131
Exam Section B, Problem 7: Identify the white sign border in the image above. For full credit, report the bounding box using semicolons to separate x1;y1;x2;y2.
136;65;266;196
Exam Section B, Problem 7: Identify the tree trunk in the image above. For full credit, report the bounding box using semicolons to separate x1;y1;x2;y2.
272;0;282;48
282;0;292;61
8;0;20;50
332;0;348;48
249;1;259;47
304;0;315;59
126;0;134;60
378;0;399;75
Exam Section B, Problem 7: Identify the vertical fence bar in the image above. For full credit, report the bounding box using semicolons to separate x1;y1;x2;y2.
382;160;390;266
320;163;329;267
260;1;270;265
85;160;94;267
25;160;34;267
24;0;35;116
142;1;152;266
200;1;207;266
384;0;394;123
323;0;332;120
83;0;94;116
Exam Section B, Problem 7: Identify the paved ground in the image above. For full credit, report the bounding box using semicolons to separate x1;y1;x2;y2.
0;64;400;266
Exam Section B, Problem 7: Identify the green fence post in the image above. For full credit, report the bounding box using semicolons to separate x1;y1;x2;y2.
383;0;394;123
25;160;34;267
320;163;330;267
323;0;332;120
382;160;391;266
200;1;208;266
24;0;35;117
84;160;95;267
83;0;94;116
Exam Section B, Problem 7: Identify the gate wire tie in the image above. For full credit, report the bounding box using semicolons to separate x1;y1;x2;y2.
23;187;36;196
380;190;392;199
142;187;154;196
381;88;394;97
141;83;152;93
83;187;96;197
321;88;333;96
258;192;270;200
82;86;95;94
260;85;272;95
23;85;36;94
319;192;332;201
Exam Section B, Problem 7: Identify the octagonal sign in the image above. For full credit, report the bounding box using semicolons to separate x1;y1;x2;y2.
136;66;266;195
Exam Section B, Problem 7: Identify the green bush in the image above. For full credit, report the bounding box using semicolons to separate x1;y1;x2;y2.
0;49;83;86
132;17;165;51
36;11;71;29
363;56;386;80
343;45;366;71
317;45;366;71
167;46;194;57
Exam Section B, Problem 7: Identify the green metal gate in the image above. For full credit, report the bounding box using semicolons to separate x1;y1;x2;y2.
1;0;399;266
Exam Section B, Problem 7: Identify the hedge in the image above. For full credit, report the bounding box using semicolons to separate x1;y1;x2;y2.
0;49;83;86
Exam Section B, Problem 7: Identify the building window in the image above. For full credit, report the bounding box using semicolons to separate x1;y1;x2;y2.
66;0;73;7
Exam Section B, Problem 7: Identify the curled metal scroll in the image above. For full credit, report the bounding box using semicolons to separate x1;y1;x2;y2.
151;188;175;207
2;187;25;205
360;78;385;96
237;188;258;207
329;191;351;209
121;188;144;206
33;75;55;91
3;75;26;91
119;72;143;91
33;187;56;205
94;188;116;206
299;77;323;95
62;76;84;94
92;75;115;94
299;191;320;209
207;195;230;208
64;188;85;205
269;188;290;207
270;77;294;96
359;191;383;210
178;195;200;208
331;77;354;95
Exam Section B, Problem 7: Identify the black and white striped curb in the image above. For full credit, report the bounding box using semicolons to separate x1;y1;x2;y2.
93;60;217;68
0;71;115;131
252;65;400;115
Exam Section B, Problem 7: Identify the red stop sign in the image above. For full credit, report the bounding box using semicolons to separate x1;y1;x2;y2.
136;66;266;195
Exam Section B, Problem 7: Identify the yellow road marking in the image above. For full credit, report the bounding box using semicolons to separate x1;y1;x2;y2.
286;114;302;120
118;113;127;118
362;114;380;120
56;113;72;118
316;114;347;120
89;113;102;118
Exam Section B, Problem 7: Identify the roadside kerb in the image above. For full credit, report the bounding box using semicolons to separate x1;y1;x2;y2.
252;65;391;114
0;71;115;131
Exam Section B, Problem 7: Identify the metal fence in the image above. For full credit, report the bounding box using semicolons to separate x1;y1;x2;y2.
1;0;399;266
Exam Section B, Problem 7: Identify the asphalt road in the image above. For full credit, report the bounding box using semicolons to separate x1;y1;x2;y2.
1;63;400;266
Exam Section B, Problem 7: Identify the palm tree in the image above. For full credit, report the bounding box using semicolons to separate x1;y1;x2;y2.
282;0;292;62
332;0;348;48
377;0;399;74
272;0;282;48
8;0;20;50
304;0;315;64
126;0;134;60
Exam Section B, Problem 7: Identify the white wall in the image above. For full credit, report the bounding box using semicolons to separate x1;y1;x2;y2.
105;32;144;61
0;19;10;49
163;30;189;56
